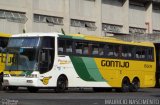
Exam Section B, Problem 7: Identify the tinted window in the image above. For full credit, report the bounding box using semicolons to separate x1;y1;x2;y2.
66;40;73;53
57;38;154;61
135;47;147;60
58;39;65;53
75;41;83;54
8;37;39;47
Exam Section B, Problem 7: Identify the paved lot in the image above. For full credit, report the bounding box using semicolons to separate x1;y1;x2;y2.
0;88;160;105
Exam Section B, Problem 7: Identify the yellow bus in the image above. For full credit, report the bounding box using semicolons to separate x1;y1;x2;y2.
0;32;11;89
3;33;156;92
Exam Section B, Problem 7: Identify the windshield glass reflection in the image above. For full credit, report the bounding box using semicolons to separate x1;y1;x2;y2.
6;48;38;71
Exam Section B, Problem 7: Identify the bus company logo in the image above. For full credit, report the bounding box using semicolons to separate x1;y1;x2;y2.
41;76;52;85
58;59;71;65
101;60;129;68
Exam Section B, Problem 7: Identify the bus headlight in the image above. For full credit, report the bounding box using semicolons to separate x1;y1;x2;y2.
3;74;10;77
26;74;38;78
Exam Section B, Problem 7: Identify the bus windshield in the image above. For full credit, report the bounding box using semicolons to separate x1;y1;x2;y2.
5;36;55;72
5;37;40;71
6;48;38;71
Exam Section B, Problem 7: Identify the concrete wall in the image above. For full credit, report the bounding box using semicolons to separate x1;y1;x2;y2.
129;4;146;28
70;0;96;35
0;19;24;34
102;0;123;25
33;0;64;16
153;9;160;30
0;0;160;35
70;0;95;21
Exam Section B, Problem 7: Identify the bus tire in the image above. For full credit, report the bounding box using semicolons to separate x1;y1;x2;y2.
27;87;39;93
8;86;18;91
130;78;140;92
116;77;130;92
55;75;68;93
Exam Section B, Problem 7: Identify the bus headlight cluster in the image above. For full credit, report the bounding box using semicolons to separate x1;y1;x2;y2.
26;74;38;78
3;74;10;77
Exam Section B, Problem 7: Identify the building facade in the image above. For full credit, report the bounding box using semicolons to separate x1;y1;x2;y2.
0;0;160;36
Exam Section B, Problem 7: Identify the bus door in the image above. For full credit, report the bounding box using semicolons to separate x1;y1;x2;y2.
39;49;53;74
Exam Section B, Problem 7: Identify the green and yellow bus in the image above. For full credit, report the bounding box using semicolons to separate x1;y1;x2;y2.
0;32;11;89
3;33;156;92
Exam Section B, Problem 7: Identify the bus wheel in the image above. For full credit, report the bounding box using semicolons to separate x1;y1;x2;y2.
8;86;18;91
55;76;68;93
119;78;130;92
27;87;39;93
130;78;140;92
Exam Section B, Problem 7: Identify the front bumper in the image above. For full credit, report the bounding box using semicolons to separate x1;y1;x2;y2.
3;77;38;87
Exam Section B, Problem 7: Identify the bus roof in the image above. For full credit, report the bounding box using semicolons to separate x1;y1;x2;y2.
11;32;61;37
11;32;154;47
0;32;11;37
62;34;154;47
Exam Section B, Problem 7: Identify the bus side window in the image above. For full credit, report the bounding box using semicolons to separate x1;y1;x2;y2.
141;49;146;59
83;47;88;54
128;47;134;58
99;44;105;56
75;41;83;54
135;47;147;60
83;42;89;55
123;46;133;58
66;40;73;53
107;45;114;57
114;45;123;57
91;43;99;55
58;39;65;54
135;50;140;59
147;48;153;60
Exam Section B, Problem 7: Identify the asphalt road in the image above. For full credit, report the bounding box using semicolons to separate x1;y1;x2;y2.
0;88;160;105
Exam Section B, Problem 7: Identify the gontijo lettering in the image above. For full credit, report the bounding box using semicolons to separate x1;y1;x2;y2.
101;60;129;68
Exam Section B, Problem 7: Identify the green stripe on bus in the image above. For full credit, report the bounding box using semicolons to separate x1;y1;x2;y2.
72;36;84;40
70;56;95;81
82;57;105;81
59;35;73;39
26;71;33;75
59;35;84;40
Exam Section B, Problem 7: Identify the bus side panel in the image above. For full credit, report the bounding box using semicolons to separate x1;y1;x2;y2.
94;58;156;88
56;56;111;87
